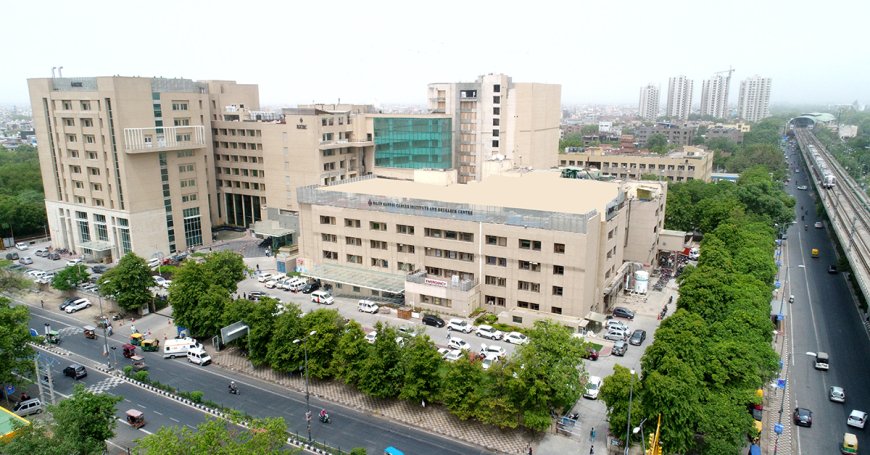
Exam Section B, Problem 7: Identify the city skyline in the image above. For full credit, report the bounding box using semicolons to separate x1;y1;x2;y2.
3;0;869;107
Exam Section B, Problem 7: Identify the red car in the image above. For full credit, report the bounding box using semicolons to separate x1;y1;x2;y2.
583;348;599;361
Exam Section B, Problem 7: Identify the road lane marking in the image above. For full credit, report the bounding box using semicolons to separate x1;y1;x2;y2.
153;410;163;415
170;417;180;422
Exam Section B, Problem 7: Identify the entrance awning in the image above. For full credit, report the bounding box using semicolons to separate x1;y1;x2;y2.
303;263;405;294
584;311;608;324
78;240;113;252
251;220;295;238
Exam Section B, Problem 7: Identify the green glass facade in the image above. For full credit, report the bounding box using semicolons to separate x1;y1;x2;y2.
373;117;452;169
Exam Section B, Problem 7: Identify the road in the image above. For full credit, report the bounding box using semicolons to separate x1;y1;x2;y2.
22;302;492;454
786;149;870;454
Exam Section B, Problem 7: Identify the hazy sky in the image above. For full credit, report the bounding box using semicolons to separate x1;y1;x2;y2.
5;0;869;108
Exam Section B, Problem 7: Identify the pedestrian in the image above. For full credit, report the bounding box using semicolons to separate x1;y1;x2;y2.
256;264;260;272
589;445;594;454
131;325;137;334
243;292;247;300
146;330;151;338
447;332;451;341
40;299;44;309
107;325;113;336
590;427;596;441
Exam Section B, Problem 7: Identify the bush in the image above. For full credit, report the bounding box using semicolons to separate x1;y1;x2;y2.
133;371;149;382
189;391;204;403
350;449;367;455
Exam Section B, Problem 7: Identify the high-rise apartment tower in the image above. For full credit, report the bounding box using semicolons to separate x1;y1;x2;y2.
737;76;772;122
665;75;693;120
638;84;660;121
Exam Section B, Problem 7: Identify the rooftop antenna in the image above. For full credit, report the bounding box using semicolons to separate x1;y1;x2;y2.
58;66;63;77
51;67;56;78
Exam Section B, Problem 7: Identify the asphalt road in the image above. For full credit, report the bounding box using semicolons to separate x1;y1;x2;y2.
786;154;870;454
23;303;492;454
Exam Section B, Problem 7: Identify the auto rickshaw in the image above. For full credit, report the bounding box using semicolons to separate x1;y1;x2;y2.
811;248;819;258
126;409;145;429
141;338;160;352
130;332;144;346
45;330;61;345
83;325;97;339
842;432;858;454
130;355;148;372
122;343;136;359
384;447;405;455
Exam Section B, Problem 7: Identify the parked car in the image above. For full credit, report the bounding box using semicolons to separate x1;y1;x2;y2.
421;314;445;328
63;364;87;379
612;307;635;320
583;376;603;400
504;331;529;345
793;407;813;427
481;354;500;370
18;256;33;265
13;398;44;417
301;281;320;294
847;410;867;429
60;297;79;311
629;329;647;346
605;320;629;332
256;273;273;283
364;331;377;344
15;242;28;251
797;185;808;190
247;291;266;301
583;347;599;361
829;386;846;403
34;249;48;257
5;252;19;260
48;252;61;260
357;300;379;314
604;330;627;342
64;298;92;313
447;338;471;351
612;340;628;356
153;276;168;287
66;258;83;267
264;279;280;289
443;349;464;362
814;221;823;229
475;325;503;340
447;318;474;333
91;265;108;274
480;343;507;359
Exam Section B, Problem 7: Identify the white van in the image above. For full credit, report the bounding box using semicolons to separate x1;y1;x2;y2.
163;338;201;359
187;347;212;366
283;278;306;292
311;290;334;305
13;398;43;417
358;300;379;313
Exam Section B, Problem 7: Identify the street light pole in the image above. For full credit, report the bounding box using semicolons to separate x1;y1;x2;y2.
97;277;110;369
293;330;317;442
625;369;636;455
633;417;648;455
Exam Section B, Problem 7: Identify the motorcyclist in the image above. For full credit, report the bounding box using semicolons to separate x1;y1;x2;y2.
804;224;808;231
229;381;237;393
319;408;329;422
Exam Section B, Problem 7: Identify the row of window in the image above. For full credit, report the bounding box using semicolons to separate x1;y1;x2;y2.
217;180;265;190
216;154;264;163
217;167;264;177
486;276;565;295
215;142;263;151
483;295;563;315
321;115;351;126
213;128;262;137
591;162;697;171
62;118;95;127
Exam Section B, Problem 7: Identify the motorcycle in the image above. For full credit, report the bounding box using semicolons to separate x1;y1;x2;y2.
804;225;808;231
319;413;330;424
228;384;239;395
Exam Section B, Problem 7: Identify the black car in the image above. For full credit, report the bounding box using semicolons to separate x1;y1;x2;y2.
5;252;19;260
247;291;267;301
60;297;79;311
63;364;87;380
91;265;108;274
612;307;635;320
793;407;812;427
48;252;61;260
301;281;320;294
421;314;445;328
828;265;837;274
612;340;628;356
629;329;647;346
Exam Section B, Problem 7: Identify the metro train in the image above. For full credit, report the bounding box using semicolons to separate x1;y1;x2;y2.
806;143;836;189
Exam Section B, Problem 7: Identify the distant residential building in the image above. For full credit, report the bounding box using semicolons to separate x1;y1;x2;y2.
737;76;772;122
558;146;713;183
428;73;561;183
599;121;613;133
700;74;731;119
705;126;743;144
666;76;693;120
638;84;660;121
838;124;858;139
634;123;697;147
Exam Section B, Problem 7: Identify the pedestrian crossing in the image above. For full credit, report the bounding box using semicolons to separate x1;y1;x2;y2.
86;376;127;394
57;327;82;337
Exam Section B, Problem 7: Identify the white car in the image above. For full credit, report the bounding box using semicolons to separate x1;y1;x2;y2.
797;185;808;190
15;242;28;250
447;318;474;333
264;280;279;289
443;349;464;362
829;386;845;403
64;298;92;313
364;331;377;344
814;221;823;229
475;325;503;340
583;375;603;400
481;354;499;370
437;347;451;358
153;276;167;287
605;320;629;332
256;273;273;283
26;270;45;279
504;331;529;345
447;338;472;351
480;344;507;359
66;258;83;267
604;330;627;342
847;410;867;429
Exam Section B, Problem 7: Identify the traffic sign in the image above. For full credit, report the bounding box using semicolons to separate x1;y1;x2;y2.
777;313;784;321
774;423;783;434
777;379;786;389
5;385;14;395
30;328;38;337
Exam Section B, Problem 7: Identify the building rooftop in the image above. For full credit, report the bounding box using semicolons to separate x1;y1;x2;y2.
319;171;621;216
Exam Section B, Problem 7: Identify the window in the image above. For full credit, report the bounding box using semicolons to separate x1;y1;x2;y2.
493;107;500;115
70;165;81;174
67;134;77;142
493;96;500;104
171;101;189;111
370;240;388;250
93;198;105;207
484;275;507;287
319;215;336;225
322;250;338;260
87;167;100;176
485;295;506;307
84;135;95;143
553;265;565;275
181;193;198;202
397;262;415;272
346;254;362;264
396;224;415;235
371;258;388;268
551;307;562;315
183;207;203;247
553;286;563;296
87;152;98;160
492;129;499;137
177;150;194;158
178;164;194;173
425;228;472;242
174;118;190;126
321;233;337;242
493;84;501;93
517;281;540;292
493;118;500;126
554;243;565;254
344;218;361;228
485;235;507;246
62;101;72;110
90;183;102;191
396;243;415;253
370;221;387;231
492;140;499;147
176;134;191;142
82;118;93;127
512;316;523;324
485;256;507;267
80;101;91;110
518;260;541;272
345;236;362;246
519;239;541;251
73;180;84;189
180;179;196;188
63;118;75;126
68;150;79;158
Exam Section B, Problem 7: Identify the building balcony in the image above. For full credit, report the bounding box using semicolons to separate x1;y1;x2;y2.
406;272;478;292
123;126;206;153
319;139;373;150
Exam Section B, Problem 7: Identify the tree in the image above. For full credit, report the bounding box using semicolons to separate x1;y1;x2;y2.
266;308;304;373
300;309;346;379
51;264;90;291
135;417;290;454
559;133;583;152
398;334;442;404
600;365;643;444
98;253;154;312
201;250;247;292
356;323;403;399
581;124;599;135
0;297;33;388
330;321;370;387
645;133;668;154
169;252;246;338
440;355;484;420
222;298;277;366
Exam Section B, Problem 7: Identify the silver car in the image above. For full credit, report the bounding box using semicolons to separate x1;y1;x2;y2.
829;386;845;403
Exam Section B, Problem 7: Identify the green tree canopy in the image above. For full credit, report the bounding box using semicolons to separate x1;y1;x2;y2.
0;297;33;388
645;133;668;154
135;417;290;455
98;253;154;312
51;264;90;291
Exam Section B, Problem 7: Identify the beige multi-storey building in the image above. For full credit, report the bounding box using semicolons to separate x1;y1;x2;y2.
700;74;731;119
558;146;713;183
427;73;561;183
622;182;668;266
737;76;772;122
28;76;256;260
295;170;660;330
666;75;693;120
